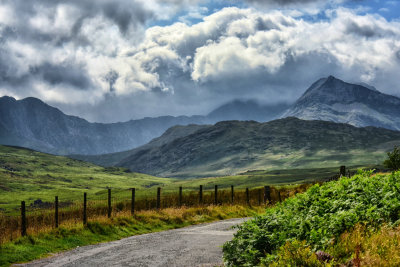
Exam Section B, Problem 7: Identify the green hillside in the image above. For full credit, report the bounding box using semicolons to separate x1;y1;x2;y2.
111;118;400;177
71;124;211;167
0;145;367;213
161;166;356;192
0;145;174;212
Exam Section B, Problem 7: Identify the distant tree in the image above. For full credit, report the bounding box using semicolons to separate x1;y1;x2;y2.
384;146;400;170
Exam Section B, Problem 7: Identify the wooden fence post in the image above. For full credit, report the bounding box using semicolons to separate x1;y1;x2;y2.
131;188;135;216
157;187;161;210
231;185;234;204
278;190;282;202
21;201;26;237
83;192;87;226
340;165;346;177
264;186;271;204
55;196;59;228
258;189;262;205
214;185;218;205
108;188;112;218
199;185;203;205
179;186;183;207
246;188;250;206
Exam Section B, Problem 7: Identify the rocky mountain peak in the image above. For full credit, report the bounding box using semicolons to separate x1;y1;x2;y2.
283;75;400;130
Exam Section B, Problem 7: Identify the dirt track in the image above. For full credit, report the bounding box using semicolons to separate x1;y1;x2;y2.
16;218;247;267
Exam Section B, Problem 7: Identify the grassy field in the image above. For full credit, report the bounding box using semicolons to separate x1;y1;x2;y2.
0;145;177;213
0;145;393;266
164;148;389;178
0;145;379;213
169;166;348;189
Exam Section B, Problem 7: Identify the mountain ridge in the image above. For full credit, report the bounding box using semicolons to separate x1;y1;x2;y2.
2;75;400;156
106;117;400;177
0;96;209;155
0;96;284;155
283;76;400;130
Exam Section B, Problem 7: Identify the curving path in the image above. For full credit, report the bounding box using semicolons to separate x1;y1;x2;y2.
16;218;247;267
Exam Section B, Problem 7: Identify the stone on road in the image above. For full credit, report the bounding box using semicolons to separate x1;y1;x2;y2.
16;218;247;267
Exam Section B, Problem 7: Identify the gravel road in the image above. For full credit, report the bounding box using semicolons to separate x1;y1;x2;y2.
16;218;247;267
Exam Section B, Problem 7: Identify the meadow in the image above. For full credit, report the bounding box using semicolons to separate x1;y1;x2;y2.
0;145;173;212
0;145;317;246
1;144;389;266
0;145;372;213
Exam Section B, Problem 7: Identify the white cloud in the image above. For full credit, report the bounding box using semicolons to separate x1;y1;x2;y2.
133;6;400;87
1;1;400;121
0;4;16;25
0;0;202;104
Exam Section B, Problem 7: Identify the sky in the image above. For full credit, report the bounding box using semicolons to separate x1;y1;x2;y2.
0;0;399;122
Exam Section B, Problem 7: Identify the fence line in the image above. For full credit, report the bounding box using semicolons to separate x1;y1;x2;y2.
1;184;299;243
1;166;353;244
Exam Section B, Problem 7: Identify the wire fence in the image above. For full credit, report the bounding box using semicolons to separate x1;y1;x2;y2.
0;184;312;244
0;165;358;244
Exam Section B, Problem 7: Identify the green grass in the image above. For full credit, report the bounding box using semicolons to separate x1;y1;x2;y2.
0;145;175;213
1;145;393;266
171;166;347;189
0;205;263;267
150;148;388;178
0;145;379;213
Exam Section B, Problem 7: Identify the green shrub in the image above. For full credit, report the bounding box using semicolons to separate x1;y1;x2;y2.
384;146;400;170
223;170;400;266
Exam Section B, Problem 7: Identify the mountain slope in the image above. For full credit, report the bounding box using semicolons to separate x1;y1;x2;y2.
71;124;211;166
116;117;400;177
283;76;400;130
0;96;285;155
0;96;210;155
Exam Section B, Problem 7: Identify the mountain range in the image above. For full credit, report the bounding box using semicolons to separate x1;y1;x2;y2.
1;75;400;163
0;96;287;155
83;117;400;177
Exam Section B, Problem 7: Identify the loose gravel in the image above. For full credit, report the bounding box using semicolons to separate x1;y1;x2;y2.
16;218;247;267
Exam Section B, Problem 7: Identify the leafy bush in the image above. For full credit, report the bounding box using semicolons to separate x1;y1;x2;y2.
223;171;400;266
384;146;400;170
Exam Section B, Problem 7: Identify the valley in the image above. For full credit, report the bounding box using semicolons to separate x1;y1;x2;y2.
0;76;399;267
1;0;400;265
2;76;400;160
0;144;364;213
0;96;288;155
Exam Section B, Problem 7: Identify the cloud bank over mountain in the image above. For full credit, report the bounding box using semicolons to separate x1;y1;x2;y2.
0;0;399;122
